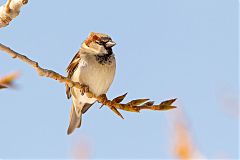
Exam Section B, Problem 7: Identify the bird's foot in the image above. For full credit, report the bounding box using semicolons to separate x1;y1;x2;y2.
79;84;89;95
97;94;108;105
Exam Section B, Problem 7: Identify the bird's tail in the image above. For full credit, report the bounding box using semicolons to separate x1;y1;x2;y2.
67;105;82;135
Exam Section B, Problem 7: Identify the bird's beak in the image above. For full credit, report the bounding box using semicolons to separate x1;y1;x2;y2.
105;41;116;48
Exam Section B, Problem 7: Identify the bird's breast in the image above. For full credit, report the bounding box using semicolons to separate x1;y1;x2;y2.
78;55;116;96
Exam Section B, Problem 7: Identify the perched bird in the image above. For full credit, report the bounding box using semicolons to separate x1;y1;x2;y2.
66;32;116;135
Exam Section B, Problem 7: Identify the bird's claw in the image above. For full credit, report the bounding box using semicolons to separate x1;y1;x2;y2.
79;84;89;95
97;94;108;105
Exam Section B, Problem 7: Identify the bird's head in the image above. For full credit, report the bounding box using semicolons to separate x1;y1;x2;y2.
81;32;116;55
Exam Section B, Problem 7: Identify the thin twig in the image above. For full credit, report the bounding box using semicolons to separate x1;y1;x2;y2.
0;43;177;119
0;0;28;28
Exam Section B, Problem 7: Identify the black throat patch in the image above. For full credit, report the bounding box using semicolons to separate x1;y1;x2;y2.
95;48;113;65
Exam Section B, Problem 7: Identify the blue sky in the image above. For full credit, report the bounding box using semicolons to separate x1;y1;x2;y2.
0;0;238;159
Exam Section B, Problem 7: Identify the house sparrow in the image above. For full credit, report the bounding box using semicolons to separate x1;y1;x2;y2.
66;32;116;135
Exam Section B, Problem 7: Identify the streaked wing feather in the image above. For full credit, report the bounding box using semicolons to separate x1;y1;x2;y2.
66;52;81;99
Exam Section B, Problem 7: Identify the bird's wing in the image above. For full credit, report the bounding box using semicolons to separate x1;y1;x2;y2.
66;51;81;99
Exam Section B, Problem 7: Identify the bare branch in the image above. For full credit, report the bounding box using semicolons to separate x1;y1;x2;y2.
0;0;28;28
0;42;177;118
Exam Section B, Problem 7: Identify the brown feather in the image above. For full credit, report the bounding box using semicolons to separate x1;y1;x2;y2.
67;105;82;135
66;51;81;99
84;32;100;46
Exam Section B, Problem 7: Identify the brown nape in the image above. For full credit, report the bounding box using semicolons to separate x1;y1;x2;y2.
85;34;100;46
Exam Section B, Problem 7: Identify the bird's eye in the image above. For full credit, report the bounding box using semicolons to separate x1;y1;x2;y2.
96;41;104;45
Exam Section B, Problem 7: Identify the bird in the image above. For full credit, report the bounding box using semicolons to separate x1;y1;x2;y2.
66;32;116;135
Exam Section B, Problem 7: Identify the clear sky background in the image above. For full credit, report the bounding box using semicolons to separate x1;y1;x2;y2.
0;0;238;159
